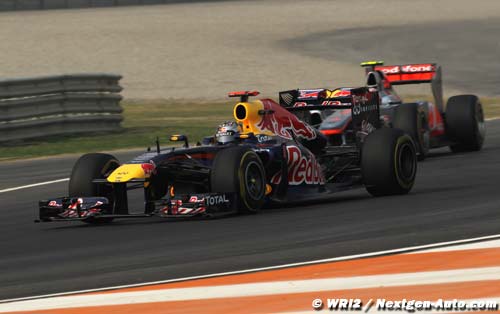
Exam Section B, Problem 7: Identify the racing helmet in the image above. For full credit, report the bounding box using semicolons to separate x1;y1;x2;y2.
215;121;240;144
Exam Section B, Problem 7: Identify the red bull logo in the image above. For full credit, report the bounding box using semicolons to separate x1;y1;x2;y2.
256;99;317;140
271;145;325;186
327;89;352;98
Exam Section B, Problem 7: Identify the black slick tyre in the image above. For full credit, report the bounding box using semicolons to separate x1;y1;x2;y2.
68;153;120;223
393;103;429;160
362;128;417;196
211;146;266;213
445;95;485;152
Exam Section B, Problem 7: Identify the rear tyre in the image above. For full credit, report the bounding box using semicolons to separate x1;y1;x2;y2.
362;128;417;196
69;153;120;223
446;95;485;152
393;103;429;160
211;147;266;213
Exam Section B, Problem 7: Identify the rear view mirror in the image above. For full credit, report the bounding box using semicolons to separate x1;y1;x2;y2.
170;134;189;147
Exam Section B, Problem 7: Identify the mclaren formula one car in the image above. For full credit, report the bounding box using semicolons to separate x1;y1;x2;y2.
317;61;485;160
38;88;417;223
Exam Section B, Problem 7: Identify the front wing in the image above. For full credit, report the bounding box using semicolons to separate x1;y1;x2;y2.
37;192;237;222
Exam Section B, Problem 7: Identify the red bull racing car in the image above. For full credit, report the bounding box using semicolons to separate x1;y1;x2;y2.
316;61;485;160
37;88;417;223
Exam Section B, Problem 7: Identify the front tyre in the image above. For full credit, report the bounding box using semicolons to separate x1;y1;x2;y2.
362;128;417;196
445;95;485;152
211;147;266;213
69;153;120;223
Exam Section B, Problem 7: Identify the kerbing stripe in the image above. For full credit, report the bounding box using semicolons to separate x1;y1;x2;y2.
0;266;499;312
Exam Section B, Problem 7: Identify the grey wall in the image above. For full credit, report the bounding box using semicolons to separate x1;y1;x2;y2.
0;0;220;11
0;73;124;142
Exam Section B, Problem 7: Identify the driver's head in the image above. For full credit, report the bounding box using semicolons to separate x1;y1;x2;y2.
215;121;240;144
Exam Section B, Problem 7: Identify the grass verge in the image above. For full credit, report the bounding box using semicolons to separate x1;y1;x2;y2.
0;100;233;161
0;96;498;161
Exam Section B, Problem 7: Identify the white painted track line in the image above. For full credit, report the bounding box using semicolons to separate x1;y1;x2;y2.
409;238;500;253
0;178;69;194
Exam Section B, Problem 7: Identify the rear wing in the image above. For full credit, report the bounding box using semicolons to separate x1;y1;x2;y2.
361;61;444;111
280;87;381;146
374;63;440;85
278;88;353;109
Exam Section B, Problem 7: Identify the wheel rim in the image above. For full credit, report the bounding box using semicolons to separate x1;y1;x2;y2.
244;161;264;201
397;142;416;183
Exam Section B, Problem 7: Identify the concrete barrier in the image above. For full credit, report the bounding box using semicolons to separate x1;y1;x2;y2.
0;0;193;11
0;73;123;142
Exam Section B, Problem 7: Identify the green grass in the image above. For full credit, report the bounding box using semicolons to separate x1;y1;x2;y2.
0;96;499;161
0;100;234;161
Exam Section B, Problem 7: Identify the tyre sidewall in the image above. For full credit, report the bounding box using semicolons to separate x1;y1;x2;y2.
445;95;484;151
362;128;417;196
68;153;119;197
211;147;266;213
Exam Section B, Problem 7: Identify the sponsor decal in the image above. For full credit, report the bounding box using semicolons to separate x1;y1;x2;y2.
48;200;61;207
165;197;208;216
205;194;229;206
377;64;435;74
377;65;400;74
216;131;234;137
297;89;323;99
271;146;325;185
352;95;377;116
256;135;273;142
401;64;434;73
327;89;351;98
353;103;361;115
321;100;343;106
294;100;349;107
293;102;308;107
257;100;317;140
141;161;156;177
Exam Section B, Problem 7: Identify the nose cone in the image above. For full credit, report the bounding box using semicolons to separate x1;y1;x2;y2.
107;164;145;183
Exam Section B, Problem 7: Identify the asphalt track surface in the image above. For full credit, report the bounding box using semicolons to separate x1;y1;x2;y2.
0;120;499;299
283;19;500;97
